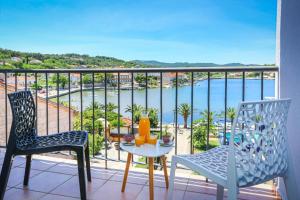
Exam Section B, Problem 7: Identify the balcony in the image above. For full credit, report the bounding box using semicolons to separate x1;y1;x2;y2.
0;150;279;200
0;67;281;199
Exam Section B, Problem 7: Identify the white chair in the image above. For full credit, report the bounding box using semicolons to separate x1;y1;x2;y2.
168;99;291;200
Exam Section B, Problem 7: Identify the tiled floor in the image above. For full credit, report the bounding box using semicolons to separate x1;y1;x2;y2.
0;152;281;200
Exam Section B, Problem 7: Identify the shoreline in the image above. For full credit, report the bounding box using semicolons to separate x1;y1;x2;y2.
44;77;275;99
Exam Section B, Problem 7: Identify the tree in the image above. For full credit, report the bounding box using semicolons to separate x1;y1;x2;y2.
134;74;146;86
226;107;236;124
82;74;92;84
192;111;217;150
31;82;43;90
99;102;120;125
192;118;208;149
125;104;159;128
50;74;68;89
148;76;158;87
148;108;159;128
73;102;120;155
73;103;104;155
12;62;23;69
125;104;144;124
60;75;68;89
200;110;215;125
178;103;191;128
106;102;118;112
95;73;104;83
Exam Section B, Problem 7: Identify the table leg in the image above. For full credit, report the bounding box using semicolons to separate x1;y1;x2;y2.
161;156;169;188
121;153;132;192
149;157;154;200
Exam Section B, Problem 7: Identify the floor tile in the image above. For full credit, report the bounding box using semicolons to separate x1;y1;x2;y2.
47;163;78;175
16;171;72;193
186;179;217;195
240;187;276;197
0;154;279;200
110;171;148;185
3;188;45;200
0;152;5;160
89;180;143;200
20;159;57;171
183;191;216;200
12;156;26;168
145;175;188;191
90;167;116;180
136;186;185;200
0;156;25;172
51;176;106;198
7;167;42;187
238;191;278;200
39;194;79;200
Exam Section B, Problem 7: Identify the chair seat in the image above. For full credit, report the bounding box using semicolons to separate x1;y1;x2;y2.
17;131;88;152
175;145;229;186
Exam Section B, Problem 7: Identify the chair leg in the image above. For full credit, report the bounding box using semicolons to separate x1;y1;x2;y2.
228;185;238;200
167;157;177;200
23;155;32;186
84;146;91;182
216;184;224;200
77;149;87;200
0;152;14;200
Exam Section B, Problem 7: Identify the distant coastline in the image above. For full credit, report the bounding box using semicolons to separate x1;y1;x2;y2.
47;76;275;99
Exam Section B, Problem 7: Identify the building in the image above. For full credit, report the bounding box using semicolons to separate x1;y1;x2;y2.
11;57;22;62
111;72;132;83
29;59;42;64
162;72;188;84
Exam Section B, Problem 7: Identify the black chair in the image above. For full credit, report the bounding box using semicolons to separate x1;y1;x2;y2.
0;91;91;200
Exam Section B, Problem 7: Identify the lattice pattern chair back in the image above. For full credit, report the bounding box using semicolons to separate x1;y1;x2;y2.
8;91;37;149
229;99;291;187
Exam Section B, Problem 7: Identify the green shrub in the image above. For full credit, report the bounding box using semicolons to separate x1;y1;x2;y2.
88;133;104;155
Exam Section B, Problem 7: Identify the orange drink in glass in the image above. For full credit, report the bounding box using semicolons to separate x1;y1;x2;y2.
139;113;150;142
135;135;145;147
147;135;157;145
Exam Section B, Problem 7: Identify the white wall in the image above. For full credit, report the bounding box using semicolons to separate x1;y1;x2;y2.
277;0;300;199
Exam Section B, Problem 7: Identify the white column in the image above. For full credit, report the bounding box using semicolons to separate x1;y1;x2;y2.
277;0;300;199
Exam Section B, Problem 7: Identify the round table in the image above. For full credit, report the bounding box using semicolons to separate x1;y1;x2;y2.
120;141;174;200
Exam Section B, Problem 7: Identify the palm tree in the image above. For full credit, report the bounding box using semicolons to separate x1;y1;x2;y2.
148;108;159;128
106;102;118;112
125;104;144;123
200;110;215;124
178;103;191;128
226;107;236;124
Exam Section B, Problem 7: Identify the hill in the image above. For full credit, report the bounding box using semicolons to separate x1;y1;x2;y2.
0;48;273;69
0;48;145;69
132;60;257;68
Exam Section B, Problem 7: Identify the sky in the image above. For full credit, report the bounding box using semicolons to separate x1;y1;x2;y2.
0;0;277;64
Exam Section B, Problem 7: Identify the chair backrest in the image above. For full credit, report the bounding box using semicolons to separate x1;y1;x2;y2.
229;99;291;187
8;91;37;150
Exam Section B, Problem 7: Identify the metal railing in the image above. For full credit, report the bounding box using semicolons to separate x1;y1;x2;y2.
0;66;278;168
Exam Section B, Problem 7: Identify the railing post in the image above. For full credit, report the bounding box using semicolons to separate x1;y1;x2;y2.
117;72;121;161
224;72;228;145
4;72;8;146
35;73;38;134
92;73;95;157
206;72;210;151
104;72;108;169
56;72;60;133
46;73;49;135
160;72;163;139
190;72;194;154
175;72;178;155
